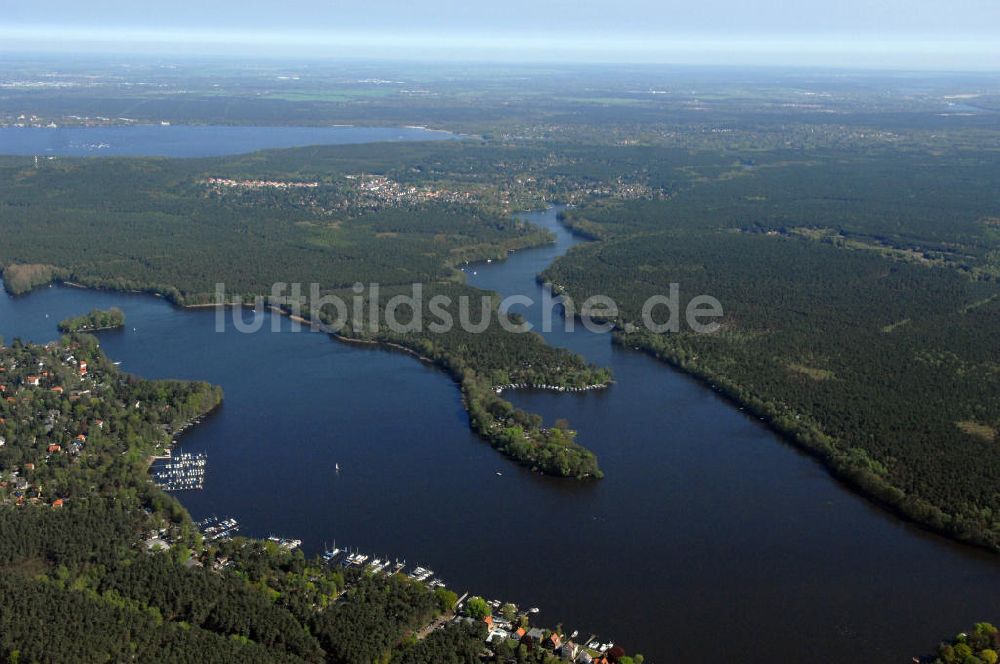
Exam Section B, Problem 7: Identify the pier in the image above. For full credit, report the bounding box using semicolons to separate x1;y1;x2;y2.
197;516;240;541
152;452;207;491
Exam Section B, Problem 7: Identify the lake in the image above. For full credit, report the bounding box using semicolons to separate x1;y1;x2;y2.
1;207;998;662
0;124;456;157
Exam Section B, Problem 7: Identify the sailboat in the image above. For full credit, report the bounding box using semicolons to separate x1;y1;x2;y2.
335;463;340;472
322;541;341;561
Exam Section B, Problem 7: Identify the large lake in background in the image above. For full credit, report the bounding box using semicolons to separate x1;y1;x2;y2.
0;125;456;157
1;193;998;658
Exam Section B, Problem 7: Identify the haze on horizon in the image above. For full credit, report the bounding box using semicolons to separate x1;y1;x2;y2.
1;0;998;70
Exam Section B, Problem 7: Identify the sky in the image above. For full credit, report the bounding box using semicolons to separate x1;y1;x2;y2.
1;0;998;69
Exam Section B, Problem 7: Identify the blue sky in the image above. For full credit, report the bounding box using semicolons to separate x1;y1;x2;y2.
1;0;998;68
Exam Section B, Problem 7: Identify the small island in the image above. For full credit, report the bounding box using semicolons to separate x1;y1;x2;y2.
58;307;126;333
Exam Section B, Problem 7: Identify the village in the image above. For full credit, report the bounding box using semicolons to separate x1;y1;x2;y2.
309;539;630;663
0;341;102;508
203;172;478;212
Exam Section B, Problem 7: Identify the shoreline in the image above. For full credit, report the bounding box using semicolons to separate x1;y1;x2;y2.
168;300;608;479
6;236;998;552
0;268;608;479
615;331;1000;555
538;210;1000;556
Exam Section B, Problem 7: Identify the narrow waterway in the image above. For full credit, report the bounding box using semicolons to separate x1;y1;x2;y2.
0;207;997;663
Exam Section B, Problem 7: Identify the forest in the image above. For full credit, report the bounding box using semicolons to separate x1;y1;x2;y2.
543;145;1000;549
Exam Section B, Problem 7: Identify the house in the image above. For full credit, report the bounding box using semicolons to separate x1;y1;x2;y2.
486;628;510;644
94;419;104;429
51;386;64;394
24;463;35;471
527;628;546;641
483;615;494;630
0;437;5;448
48;444;62;454
546;633;562;651
575;653;593;664
78;361;88;376
514;627;527;639
26;375;40;387
74;434;86;443
145;537;170;552
51;498;64;509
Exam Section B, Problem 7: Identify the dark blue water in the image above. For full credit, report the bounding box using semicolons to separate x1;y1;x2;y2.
0;125;455;157
1;208;998;664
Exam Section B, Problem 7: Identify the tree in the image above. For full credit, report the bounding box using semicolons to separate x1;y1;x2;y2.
500;603;517;622
434;588;458;613
955;643;975;661
607;645;626;663
465;596;490;620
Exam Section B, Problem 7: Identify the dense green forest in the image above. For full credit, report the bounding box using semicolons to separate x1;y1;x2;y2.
0;151;554;298
543;145;1000;549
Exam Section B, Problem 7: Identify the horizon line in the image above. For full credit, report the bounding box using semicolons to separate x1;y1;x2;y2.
2;24;999;71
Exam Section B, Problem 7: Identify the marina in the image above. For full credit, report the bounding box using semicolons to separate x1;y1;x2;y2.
197;515;241;541
319;543;449;589
267;536;303;551
152;452;207;491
